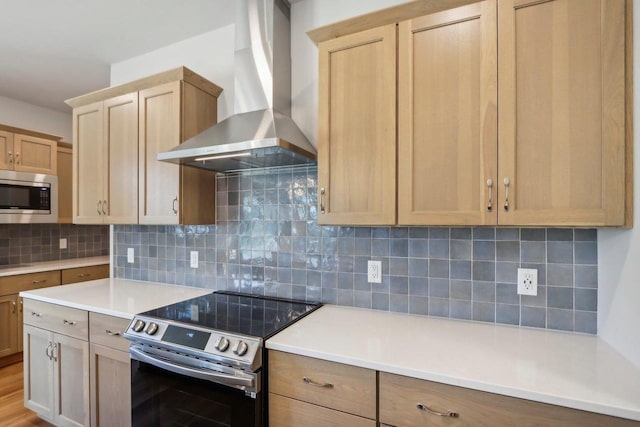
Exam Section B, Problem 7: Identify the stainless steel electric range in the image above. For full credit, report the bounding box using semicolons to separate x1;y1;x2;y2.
124;291;321;427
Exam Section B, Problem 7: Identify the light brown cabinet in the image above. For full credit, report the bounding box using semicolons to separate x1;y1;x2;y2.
67;66;222;226
0;294;19;357
268;350;377;426
72;92;139;224
57;143;73;224
317;24;397;225
61;264;110;285
497;0;629;226
89;313;131;427
23;301;90;427
397;1;497;225
0;125;60;174
316;0;631;227
379;371;638;427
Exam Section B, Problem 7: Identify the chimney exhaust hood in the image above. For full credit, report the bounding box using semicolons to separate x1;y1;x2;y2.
157;0;316;172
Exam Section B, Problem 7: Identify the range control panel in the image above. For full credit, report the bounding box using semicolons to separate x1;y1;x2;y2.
123;316;261;371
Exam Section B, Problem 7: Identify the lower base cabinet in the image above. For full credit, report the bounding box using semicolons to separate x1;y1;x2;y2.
23;325;90;427
379;372;639;427
89;312;131;427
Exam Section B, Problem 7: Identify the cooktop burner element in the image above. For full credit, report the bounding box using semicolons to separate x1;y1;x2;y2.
124;291;320;375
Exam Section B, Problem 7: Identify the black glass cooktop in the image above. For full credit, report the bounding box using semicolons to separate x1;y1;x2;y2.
140;291;321;339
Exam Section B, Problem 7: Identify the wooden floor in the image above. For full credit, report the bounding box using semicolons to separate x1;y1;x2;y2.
0;362;52;427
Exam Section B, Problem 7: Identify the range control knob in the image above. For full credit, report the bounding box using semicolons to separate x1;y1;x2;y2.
215;336;230;352
233;340;249;356
145;322;159;335
132;319;145;332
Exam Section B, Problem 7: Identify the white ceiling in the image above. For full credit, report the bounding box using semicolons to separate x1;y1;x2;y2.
0;0;235;112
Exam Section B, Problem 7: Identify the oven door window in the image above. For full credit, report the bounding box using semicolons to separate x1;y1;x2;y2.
131;359;261;427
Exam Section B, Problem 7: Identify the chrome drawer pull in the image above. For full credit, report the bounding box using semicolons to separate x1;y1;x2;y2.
105;329;121;336
319;188;326;214
63;319;77;326
77;273;89;278
31;279;47;284
486;179;493;211
417;403;459;418
45;342;52;360
51;343;58;362
503;177;510;211
303;377;333;388
31;312;42;317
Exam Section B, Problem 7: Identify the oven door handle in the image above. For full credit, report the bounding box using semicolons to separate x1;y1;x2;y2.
130;346;255;389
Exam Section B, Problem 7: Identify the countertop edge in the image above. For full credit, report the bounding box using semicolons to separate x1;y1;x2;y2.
19;292;133;319
0;256;109;277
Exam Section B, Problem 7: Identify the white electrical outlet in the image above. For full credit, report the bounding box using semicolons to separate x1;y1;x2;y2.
59;238;67;249
190;251;199;268
368;260;382;283
127;248;134;264
517;268;538;296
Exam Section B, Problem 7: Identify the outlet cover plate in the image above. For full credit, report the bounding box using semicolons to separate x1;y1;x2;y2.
190;251;199;268
517;268;538;296
368;260;382;283
127;248;134;264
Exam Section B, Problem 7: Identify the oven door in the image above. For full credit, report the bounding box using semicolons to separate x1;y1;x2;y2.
131;345;262;427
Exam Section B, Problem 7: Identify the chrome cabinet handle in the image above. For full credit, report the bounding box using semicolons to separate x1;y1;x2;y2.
15;152;20;165
503;177;510;211
105;329;121;336
77;273;89;278
63;319;77;326
97;200;102;215
31;279;47;284
303;377;333;388
102;199;107;215
486;179;493;212
320;188;326;214
19;299;23;313
7;151;13;164
51;343;57;362
172;197;178;215
417;403;459;418
45;342;52;360
31;312;42;317
11;300;16;314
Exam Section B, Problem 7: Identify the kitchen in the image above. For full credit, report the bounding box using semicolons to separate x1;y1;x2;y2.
1;0;639;426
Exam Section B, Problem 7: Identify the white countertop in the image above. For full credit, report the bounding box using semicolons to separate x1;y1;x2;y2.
0;256;109;277
20;278;212;319
266;305;640;421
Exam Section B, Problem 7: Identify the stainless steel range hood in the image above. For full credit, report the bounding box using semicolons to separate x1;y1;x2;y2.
158;0;316;172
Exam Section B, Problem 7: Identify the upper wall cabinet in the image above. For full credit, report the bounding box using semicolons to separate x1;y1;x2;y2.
497;0;628;226
398;1;497;226
317;24;397;225
67;67;223;225
0;125;59;175
314;0;631;227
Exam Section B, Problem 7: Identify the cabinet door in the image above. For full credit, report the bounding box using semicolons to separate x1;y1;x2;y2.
104;93;139;224
0;294;19;357
13;134;57;174
138;81;181;225
90;343;131;427
398;1;497;225
0;130;14;170
318;24;397;225
57;146;73;223
73;102;105;224
498;0;627;226
53;333;90;427
23;325;55;422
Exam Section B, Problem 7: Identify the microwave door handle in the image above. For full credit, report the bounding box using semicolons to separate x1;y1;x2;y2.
129;346;255;389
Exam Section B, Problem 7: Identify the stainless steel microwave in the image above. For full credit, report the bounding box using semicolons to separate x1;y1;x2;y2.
0;170;58;223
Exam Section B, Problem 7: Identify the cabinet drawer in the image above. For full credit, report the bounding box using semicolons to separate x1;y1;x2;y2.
269;393;376;427
23;299;88;340
61;264;109;285
268;350;376;419
379;372;638;427
89;312;130;352
0;270;60;296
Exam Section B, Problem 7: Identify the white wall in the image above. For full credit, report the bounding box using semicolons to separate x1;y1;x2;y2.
0;95;72;141
290;0;407;147
597;2;640;369
110;25;236;121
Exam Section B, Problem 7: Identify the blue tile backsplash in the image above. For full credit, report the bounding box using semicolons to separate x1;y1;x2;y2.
113;166;598;334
